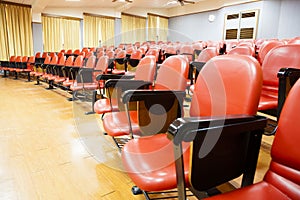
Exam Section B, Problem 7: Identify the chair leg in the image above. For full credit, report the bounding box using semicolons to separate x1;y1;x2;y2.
85;90;97;115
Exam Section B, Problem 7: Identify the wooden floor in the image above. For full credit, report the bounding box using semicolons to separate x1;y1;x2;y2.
0;75;274;199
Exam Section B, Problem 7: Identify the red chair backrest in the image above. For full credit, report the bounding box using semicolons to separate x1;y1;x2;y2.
287;36;300;44
58;56;66;66
50;55;58;65
65;56;74;67
73;55;84;67
35;52;41;58
134;55;156;83
266;78;300;199
73;49;81;55
42;52;48;58
95;55;109;73
66;49;73;54
43;55;51;65
85;55;96;68
21;56;28;62
262;44;300;89
155;55;189;91
227;46;254;56
190;55;262;117
145;48;159;62
130;50;143;60
258;40;285;64
116;50;126;59
15;56;22;62
196;47;218;62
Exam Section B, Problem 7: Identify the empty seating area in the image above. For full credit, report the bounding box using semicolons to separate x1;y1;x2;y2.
2;36;300;199
2;0;300;199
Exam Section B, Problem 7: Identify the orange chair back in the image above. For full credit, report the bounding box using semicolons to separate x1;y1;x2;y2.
190;55;262;117
267;79;300;199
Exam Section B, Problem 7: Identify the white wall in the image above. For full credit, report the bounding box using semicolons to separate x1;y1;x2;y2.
168;0;300;42
168;1;264;42
32;23;43;54
277;0;300;39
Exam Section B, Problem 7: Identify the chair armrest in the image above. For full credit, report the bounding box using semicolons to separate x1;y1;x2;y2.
105;80;152;91
168;115;266;145
96;74;134;81
122;90;185;104
167;115;267;199
277;68;300;118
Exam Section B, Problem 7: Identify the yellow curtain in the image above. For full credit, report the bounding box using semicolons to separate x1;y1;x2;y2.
158;17;168;42
42;16;62;52
4;4;33;57
84;14;115;47
0;4;9;60
121;14;146;44
101;17;115;46
62;19;80;50
148;14;158;41
84;15;100;47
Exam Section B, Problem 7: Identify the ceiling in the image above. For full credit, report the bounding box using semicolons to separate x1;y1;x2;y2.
5;0;204;8
4;0;261;19
5;0;259;9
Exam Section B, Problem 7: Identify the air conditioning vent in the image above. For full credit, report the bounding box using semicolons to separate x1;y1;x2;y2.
242;12;256;18
225;29;238;40
240;28;254;39
227;14;239;20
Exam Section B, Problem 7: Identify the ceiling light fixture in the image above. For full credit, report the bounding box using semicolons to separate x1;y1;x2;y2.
65;0;80;2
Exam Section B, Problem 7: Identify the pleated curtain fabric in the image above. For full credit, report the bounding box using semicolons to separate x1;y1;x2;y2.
84;14;115;48
0;3;33;59
42;16;80;52
0;4;9;60
158;17;168;42
148;14;158;42
100;17;114;47
121;14;146;44
42;16;63;52
62;19;80;50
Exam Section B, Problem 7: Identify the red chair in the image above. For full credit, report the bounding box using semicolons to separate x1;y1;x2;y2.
103;55;189;148
126;50;143;74
48;55;66;89
21;56;35;82
205;78;300;200
113;50;127;74
62;55;84;89
14;56;28;79
42;54;58;81
56;55;74;86
257;40;284;64
258;44;300;117
94;55;157;118
287;36;300;44
121;55;264;199
145;48;160;63
33;55;51;85
179;45;194;62
227;46;254;56
69;55;98;96
189;47;219;93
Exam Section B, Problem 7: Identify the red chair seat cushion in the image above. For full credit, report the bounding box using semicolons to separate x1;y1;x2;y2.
258;95;277;111
205;181;289;200
103;111;140;137
121;134;190;192
70;83;98;91
54;77;66;83
94;98;118;114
